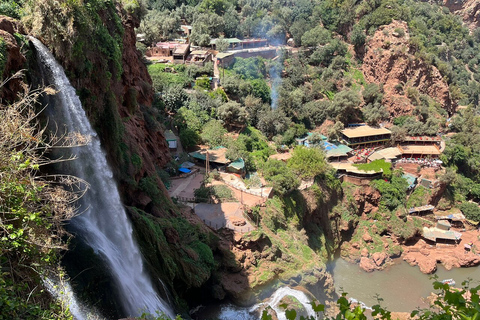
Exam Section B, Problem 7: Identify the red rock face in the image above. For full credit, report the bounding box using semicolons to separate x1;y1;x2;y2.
0;16;26;102
362;20;457;118
444;0;480;30
117;11;170;175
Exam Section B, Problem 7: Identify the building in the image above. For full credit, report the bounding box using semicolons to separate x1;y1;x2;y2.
210;38;269;51
164;130;178;149
189;147;229;169
402;172;417;190
186;50;212;66
216;52;235;67
368;147;402;162
331;162;384;185
324;142;353;161
341;125;391;148
210;38;242;50
397;145;441;159
408;204;435;215
173;44;190;63
179;25;192;38
146;42;181;57
422;226;462;244
226;158;246;177
403;136;442;147
295;133;352;161
232;47;277;60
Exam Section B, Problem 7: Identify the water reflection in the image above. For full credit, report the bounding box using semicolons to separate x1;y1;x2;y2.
331;258;480;312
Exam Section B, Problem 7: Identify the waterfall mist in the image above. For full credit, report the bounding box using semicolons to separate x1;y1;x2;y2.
30;37;174;319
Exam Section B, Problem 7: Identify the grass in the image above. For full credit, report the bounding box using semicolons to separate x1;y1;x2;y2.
406;186;432;208
354;159;392;177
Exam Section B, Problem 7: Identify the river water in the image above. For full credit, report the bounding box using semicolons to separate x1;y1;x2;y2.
198;258;480;318
331;258;480;312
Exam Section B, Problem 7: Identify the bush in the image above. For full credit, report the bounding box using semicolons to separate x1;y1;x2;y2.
460;202;480;222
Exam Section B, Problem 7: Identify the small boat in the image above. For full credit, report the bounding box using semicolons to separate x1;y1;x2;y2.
441;279;455;286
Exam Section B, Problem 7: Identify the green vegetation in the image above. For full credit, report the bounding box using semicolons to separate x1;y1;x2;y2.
0;82;76;319
194;185;235;202
460;202;480;223
288;146;327;180
354;159;392;177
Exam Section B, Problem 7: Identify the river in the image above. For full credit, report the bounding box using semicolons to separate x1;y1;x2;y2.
196;258;480;318
331;258;480;312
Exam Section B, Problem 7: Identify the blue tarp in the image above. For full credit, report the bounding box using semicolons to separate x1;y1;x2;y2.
178;168;191;173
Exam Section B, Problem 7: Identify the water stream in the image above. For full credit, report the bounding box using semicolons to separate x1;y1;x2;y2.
31;37;174;319
331;258;480;312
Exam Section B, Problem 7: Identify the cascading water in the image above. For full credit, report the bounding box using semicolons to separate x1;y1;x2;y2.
251;287;317;320
30;37;174;319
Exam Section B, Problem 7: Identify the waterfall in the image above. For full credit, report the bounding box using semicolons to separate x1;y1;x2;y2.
44;276;99;320
30;37;174;319
251;287;317;320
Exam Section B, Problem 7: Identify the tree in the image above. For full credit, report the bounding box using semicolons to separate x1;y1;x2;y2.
0;80;82;319
330;89;362;123
257;109;291;139
301;25;331;47
363;102;389;126
162;85;187;113
350;24;366;50
307;132;324;147
390;125;407;144
215;35;230;52
288;146;327;179
179;128;200;150
327;121;344;142
138;10;181;45
262;159;300;195
217;101;247;128
201;119;227;147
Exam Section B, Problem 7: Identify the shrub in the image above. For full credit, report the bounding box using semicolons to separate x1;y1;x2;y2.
460;202;480;223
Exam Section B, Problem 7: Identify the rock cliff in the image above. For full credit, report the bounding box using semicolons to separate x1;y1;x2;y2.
0;16;26;102
362;20;457;117
24;2;171;215
443;0;480;30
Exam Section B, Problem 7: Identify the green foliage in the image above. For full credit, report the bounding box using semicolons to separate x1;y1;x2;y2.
0;37;7;79
232;57;266;80
406;186;431;208
460;202;480;223
217;101;247;127
355;160;392;178
288;146;327;180
200;119;227;147
371;172;409;211
301;26;331;47
179;128;200;149
148;64;190;92
0;0;22;19
262;160;300;195
194;185;235;202
195;76;211;90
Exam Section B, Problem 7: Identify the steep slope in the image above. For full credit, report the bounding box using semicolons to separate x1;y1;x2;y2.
362;20;457;117
443;0;480;30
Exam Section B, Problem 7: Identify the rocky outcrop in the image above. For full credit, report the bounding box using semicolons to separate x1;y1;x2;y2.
402;232;480;274
26;3;171;216
0;16;26;102
443;0;480;30
362;20;457;117
353;186;380;215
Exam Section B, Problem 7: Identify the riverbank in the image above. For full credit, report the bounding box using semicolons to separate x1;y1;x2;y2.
402;229;480;273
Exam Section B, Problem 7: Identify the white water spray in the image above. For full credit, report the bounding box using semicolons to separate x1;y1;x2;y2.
31;37;174;319
251;287;317;320
44;277;101;320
